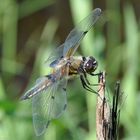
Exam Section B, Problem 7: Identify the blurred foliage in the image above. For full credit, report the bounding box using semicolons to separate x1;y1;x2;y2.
0;0;140;140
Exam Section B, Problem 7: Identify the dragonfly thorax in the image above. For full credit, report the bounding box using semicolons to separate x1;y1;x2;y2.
83;56;98;73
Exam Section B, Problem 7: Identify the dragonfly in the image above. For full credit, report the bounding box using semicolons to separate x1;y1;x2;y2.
21;8;102;136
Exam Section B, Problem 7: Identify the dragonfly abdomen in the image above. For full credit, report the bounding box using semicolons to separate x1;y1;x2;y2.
20;75;54;100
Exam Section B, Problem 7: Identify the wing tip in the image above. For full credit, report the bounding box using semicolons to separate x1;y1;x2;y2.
94;8;102;16
33;121;50;136
20;95;29;100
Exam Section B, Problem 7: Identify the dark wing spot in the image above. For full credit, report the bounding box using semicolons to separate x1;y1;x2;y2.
83;31;88;35
46;120;50;128
63;104;67;110
51;96;55;99
46;74;52;79
63;88;66;91
49;59;59;67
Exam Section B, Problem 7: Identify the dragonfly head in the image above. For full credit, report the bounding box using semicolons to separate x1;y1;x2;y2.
83;56;98;73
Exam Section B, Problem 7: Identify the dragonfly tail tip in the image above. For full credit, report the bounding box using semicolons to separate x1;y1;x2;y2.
20;95;29;101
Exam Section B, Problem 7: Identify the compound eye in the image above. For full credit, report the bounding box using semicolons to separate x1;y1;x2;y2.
85;60;93;69
84;57;98;72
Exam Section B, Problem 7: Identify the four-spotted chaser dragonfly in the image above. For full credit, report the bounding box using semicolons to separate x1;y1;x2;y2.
21;8;102;136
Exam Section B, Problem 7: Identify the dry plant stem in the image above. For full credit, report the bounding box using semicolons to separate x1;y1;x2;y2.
96;72;110;140
111;81;121;139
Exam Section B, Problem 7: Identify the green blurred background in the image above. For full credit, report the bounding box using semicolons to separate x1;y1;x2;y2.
0;0;140;139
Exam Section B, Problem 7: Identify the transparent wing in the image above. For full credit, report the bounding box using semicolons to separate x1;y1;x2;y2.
44;44;64;68
63;8;102;57
32;68;69;136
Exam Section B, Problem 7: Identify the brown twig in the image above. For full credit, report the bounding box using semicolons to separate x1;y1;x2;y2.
96;72;121;140
96;72;110;140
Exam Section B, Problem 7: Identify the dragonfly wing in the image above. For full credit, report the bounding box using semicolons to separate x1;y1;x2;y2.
49;78;67;118
44;44;64;68
32;70;68;136
63;8;102;57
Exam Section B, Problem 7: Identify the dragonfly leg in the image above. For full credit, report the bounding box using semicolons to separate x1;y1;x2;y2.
78;67;100;86
89;72;102;76
90;72;105;92
80;74;99;95
83;72;99;86
89;72;102;83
